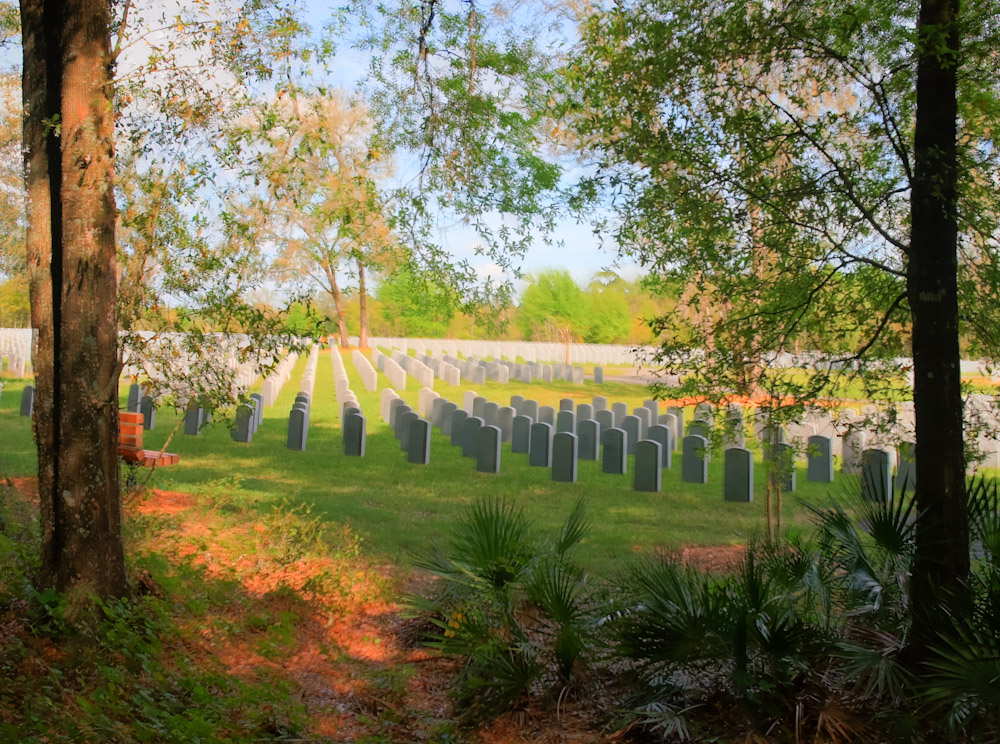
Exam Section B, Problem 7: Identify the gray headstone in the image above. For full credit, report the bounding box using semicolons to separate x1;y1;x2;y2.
842;429;867;474
286;407;308;450
250;393;263;429
522;399;539;422
806;435;834;483
539;405;556;427
393;404;414;441
472;396;488;419
681;435;709;483
602;427;627;475
723;447;754;502
462;416;484;458
611;402;627;427
19;385;34;417
577;419;600;460
592;395;607;412
431;397;446;428
483;401;500;427
407;418;431;464
660;414;679;451
634;440;662;492
559;398;575;413
440;401;458;435
772;442;796;493
184;401;203;436
344;412;366;456
644;399;659;425
140;395;156;431
633;407;651;439
861;448;892;502
127;384;143;413
596;409;613;436
593;366;603;384
647;424;673;468
496;406;515;443
510;394;525;412
232;404;254;443
577;403;594;422
667;407;685;447
552;432;578;483
512;415;532;454
389;398;407;429
895;441;916;492
399;411;420;451
450;409;470;446
556;410;576;435
477;425;501;473
529;422;554;467
622;415;641;455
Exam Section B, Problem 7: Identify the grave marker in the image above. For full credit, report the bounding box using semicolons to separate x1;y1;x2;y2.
681;435;708;483
512;415;532;454
723;447;754;502
806;435;834;483
19;385;33;416
861;448;893;502
647;424;673;468
602;428;627;475
286;407;308;450
344;412;366;456
622;414;641;455
552;432;578;483
232;404;254;443
556;410;576;435
477;425;502;473
462;416;484;458
450;410;470;446
577;419;599;460
407;418;431;464
140;395;156;431
529;422;554;467
634;441;662;492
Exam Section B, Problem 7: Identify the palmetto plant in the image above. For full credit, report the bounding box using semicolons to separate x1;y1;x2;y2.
408;497;599;725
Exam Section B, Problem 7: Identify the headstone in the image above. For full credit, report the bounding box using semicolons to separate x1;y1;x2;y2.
601;427;627;475
593;366;603;384
681;435;709;483
529;422;554;467
184;401;203;436
806;435;835;483
647;424;673;468
495;406;515;443
462;416;484;458
634;440;662;492
596;409;613;436
661;414;679;451
861;448;892;502
393;404;414;441
450;409;470;446
772;442;796;493
622;414;641;455
723;447;754;502
522;399;539;422
577;403;594;422
250;393;263;429
512;415;532;454
127;384;143;413
19;385;34;417
556;410;576;435
724;404;746;449
539;405;556;427
389;398;407;429
463;390;478;413
895;441;916;492
407;418;431;464
399;410;420;451
633;407;651;439
643;399;659;425
431;397;446;428
286;407;308;450
510;394;525;412
440;401;458;435
140;395;156;431
476;425;501;473
667;407;685;448
232;404;254;443
842;429;867;474
611;402;628;427
552;432;578;483
592;395;607;412
472;396;488;419
559;398;575;412
577;419;600;460
344;412;366;456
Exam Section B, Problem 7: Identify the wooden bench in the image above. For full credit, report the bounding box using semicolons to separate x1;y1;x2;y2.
119;412;179;467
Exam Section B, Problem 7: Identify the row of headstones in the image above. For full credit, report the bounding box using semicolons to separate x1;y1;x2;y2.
437;353;590;386
352;349;378;392
366;336;642;366
126;384;159;430
286;391;312;450
390;350;435;389
372;350;408;391
261;351;298;406
333;348;361;420
232;394;265;442
415;354;462;386
0;329;32;377
299;344;320;399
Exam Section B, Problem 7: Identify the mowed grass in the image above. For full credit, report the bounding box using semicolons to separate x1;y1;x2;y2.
1;351;850;574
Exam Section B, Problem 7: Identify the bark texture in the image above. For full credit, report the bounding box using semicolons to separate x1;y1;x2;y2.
22;0;126;599
907;0;968;651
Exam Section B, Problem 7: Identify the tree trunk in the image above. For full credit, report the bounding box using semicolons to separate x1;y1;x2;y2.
23;0;127;599
906;0;967;656
357;258;369;350
323;263;349;348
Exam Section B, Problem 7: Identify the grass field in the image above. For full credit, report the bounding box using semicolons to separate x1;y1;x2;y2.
2;349;860;574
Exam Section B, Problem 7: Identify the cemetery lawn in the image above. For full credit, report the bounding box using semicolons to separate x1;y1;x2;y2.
3;350;850;576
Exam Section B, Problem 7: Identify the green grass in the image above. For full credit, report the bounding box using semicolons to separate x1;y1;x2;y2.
1;352;848;574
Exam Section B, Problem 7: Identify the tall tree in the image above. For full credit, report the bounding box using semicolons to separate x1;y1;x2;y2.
22;0;126;598
565;0;999;647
